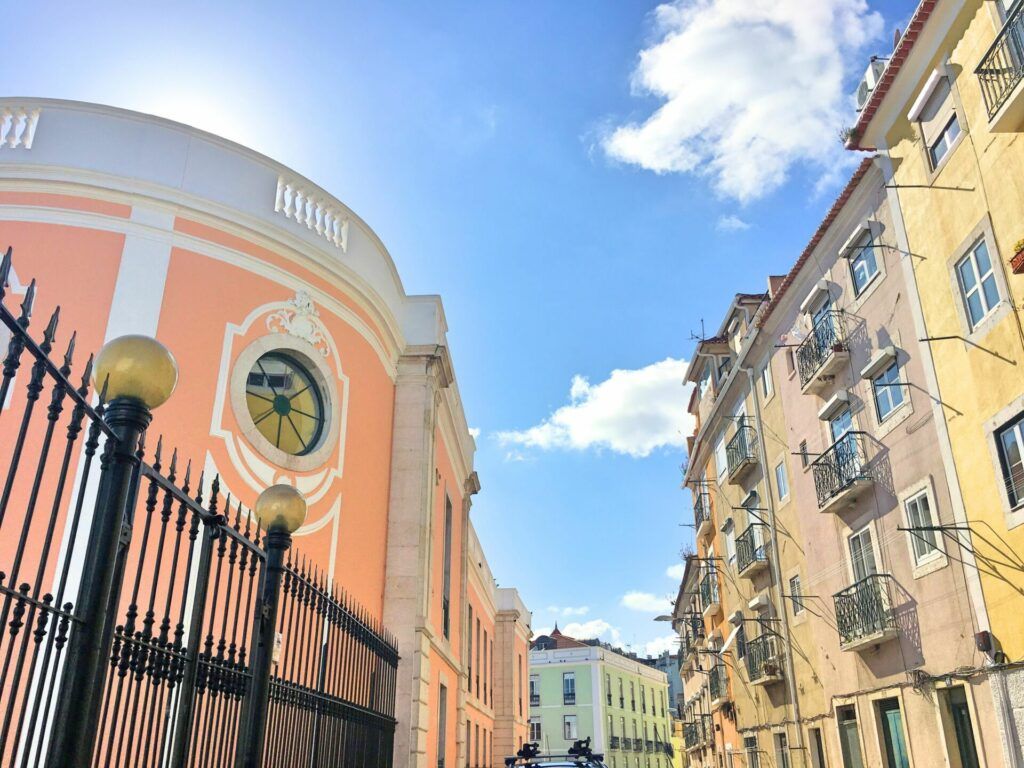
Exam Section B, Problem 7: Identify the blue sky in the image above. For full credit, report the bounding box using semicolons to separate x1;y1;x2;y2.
2;0;919;655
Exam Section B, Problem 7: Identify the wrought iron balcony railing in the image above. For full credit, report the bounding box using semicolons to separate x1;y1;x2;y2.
563;692;576;705
646;740;655;752
977;1;1024;119
699;571;720;613
709;664;728;703
834;574;898;649
812;432;869;508
683;724;699;749
735;522;768;574
745;633;782;682
694;486;712;532
726;421;757;477
633;740;644;752
529;694;540;706
797;310;846;387
610;736;621;750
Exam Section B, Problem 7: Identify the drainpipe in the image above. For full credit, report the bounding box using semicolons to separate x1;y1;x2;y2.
742;365;806;768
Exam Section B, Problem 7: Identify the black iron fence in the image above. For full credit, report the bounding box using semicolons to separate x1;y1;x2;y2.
977;1;1024;119
735;523;768;574
833;573;897;648
797;310;846;387
744;633;781;682
725;420;757;476
708;664;727;702
0;248;397;767
693;485;711;531
811;432;869;508
699;570;719;612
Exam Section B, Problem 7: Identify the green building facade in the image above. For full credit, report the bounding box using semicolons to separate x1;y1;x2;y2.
528;630;674;768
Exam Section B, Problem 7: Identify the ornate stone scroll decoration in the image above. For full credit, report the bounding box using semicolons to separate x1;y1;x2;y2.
274;176;350;252
266;291;331;357
0;107;40;149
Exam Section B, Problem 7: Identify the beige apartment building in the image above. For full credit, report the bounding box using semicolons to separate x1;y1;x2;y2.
676;153;1011;768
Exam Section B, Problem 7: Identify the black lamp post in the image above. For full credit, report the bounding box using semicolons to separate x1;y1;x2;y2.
45;334;178;767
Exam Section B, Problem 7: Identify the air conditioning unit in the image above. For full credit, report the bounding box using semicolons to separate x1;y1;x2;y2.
855;58;888;112
761;663;780;678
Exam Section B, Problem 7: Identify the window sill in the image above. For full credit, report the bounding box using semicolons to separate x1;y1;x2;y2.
875;397;914;440
911;552;949;580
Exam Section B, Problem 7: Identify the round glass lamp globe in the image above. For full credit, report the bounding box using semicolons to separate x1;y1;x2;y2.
254;484;307;534
94;335;178;409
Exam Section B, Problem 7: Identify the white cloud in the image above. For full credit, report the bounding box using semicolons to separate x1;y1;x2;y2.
468;427;481;439
716;214;750;232
496;358;693;458
645;634;681;656
547;605;591;618
602;0;883;201
666;563;686;580
621;591;673;613
563;619;623;645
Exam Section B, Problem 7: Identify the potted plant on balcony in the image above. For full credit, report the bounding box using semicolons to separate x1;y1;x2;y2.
1012;238;1024;275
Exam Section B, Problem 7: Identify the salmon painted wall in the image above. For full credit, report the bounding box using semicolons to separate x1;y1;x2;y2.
0;198;399;621
0;211;125;589
155;236;396;619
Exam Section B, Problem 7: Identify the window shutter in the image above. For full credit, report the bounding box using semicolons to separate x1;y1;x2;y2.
918;77;955;147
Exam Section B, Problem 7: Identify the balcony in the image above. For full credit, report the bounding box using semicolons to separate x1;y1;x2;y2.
700;571;720;617
977;1;1024;130
633;740;644;753
563;692;576;705
797;310;848;394
834;574;898;651
812;432;872;513
610;736;621;750
709;665;728;709
745;633;784;685
694;486;713;538
622;738;633;751
735;523;769;578
530;694;540;706
683;724;699;751
646;740;655;752
726;420;758;482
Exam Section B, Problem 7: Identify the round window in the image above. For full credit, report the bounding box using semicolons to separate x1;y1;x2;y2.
245;352;325;456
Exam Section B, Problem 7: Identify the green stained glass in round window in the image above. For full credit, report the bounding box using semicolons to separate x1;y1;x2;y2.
245;352;325;456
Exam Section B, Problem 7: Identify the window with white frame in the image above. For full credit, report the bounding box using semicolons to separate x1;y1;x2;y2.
789;575;804;614
904;489;941;563
774;461;789;501
562;672;576;704
563;714;578;741
529;718;541;742
997;413;1024;509
872;362;905;421
715;434;728;480
759;363;773;399
915;75;961;169
848;231;879;296
956;240;1001;330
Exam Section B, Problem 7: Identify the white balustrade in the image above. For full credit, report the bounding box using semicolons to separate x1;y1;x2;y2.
0;108;40;150
274;176;349;252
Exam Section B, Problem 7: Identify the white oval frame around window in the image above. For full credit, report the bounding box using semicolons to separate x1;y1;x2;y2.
229;334;340;472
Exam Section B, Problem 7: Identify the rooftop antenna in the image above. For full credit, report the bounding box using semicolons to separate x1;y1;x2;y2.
688;318;708;343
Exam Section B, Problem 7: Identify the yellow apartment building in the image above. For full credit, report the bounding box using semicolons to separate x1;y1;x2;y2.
849;0;1024;759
